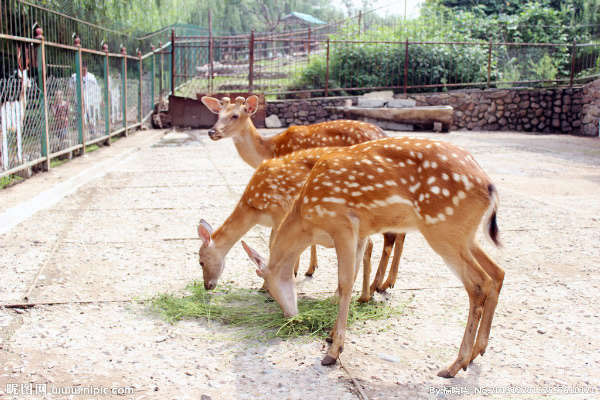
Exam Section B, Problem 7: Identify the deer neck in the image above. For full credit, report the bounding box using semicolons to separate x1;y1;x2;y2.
232;120;274;168
211;204;257;256
268;209;311;279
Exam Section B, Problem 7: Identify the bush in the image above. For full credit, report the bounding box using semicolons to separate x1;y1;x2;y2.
285;58;343;97
287;42;489;96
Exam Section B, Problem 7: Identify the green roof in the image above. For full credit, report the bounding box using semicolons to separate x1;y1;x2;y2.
282;12;326;25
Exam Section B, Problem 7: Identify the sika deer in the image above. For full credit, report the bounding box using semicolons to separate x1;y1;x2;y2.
200;95;387;168
198;146;385;302
202;95;403;291
242;136;504;378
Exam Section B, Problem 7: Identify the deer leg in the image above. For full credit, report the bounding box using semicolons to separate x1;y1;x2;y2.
305;245;318;276
369;233;395;296
322;231;359;365
329;237;369;343
469;244;504;364
358;239;374;303
378;233;406;292
437;250;492;378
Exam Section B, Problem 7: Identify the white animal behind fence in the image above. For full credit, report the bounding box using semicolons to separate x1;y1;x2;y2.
69;70;102;133
109;75;122;124
0;67;32;170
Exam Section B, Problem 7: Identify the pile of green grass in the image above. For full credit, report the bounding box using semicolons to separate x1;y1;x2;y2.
151;282;405;340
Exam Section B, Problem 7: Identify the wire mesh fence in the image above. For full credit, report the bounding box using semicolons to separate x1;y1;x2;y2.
45;44;78;154
1;34;167;179
169;28;600;100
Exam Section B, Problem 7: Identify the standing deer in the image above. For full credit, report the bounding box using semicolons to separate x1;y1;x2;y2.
242;136;504;378
201;95;404;290
197;146;397;301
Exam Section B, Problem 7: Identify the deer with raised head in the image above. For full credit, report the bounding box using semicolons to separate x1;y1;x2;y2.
198;146;400;301
200;95;387;168
242;136;504;378
201;94;404;289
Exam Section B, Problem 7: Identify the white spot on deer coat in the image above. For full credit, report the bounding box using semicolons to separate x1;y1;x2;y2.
322;197;346;204
408;182;421;193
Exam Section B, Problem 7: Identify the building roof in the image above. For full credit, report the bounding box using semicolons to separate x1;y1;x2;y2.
282;11;326;25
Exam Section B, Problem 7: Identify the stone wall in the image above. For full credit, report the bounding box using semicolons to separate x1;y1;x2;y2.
266;97;354;126
581;79;600;136
266;82;600;136
409;88;583;134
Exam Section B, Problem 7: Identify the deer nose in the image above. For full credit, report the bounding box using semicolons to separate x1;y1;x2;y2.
208;129;217;139
204;281;216;290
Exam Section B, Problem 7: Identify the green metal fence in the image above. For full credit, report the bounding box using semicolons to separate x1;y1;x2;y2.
0;1;171;179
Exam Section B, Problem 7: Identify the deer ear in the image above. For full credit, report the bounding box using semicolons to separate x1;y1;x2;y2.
201;96;223;114
197;219;213;245
245;95;259;116
241;240;266;271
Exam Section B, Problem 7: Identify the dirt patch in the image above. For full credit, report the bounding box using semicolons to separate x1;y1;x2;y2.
1;129;599;399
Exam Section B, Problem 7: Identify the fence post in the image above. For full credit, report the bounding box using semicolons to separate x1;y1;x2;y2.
404;39;409;96
358;10;362;37
103;42;110;145
121;46;128;136
487;39;493;89
249;30;255;93
35;26;50;171
74;35;85;154
208;9;214;93
325;38;330;97
138;49;142;123
570;40;577;87
307;27;311;62
151;45;156;108
158;41;163;98
171;29;175;95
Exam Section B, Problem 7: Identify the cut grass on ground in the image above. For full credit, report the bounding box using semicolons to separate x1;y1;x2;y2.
152;282;405;340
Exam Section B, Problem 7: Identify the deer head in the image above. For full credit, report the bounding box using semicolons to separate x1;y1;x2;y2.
242;240;298;317
197;219;225;290
201;95;259;140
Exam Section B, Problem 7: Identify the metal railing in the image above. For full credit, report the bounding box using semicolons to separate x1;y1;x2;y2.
0;3;170;179
170;29;600;99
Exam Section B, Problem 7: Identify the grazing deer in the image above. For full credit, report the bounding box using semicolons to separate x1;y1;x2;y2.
201;95;403;291
242;136;504;378
198;146;398;302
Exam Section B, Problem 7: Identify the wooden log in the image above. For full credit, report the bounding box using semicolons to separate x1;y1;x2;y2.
334;105;454;131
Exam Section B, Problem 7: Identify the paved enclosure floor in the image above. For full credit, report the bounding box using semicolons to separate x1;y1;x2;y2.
1;128;599;399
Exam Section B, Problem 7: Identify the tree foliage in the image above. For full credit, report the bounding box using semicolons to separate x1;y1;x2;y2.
33;0;344;35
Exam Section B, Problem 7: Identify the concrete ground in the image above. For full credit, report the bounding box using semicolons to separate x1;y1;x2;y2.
0;128;599;400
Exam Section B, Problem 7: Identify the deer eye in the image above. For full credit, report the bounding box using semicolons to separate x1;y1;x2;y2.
231;114;239;120
200;261;205;267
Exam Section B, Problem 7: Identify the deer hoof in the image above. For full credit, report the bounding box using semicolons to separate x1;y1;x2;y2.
357;296;371;303
436;368;455;379
321;355;337;366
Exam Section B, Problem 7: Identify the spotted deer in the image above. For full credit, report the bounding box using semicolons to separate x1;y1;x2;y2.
201;94;404;289
200;95;387;168
198;146;400;302
242;136;504;378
